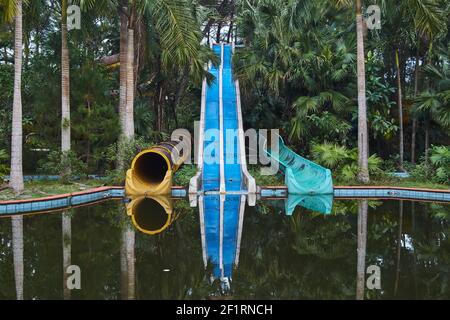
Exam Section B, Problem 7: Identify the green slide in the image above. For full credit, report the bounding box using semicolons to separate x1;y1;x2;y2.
265;135;333;195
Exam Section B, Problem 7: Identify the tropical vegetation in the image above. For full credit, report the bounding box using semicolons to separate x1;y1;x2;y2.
0;0;449;192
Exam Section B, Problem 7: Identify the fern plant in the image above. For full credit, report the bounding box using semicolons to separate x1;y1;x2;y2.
311;142;383;183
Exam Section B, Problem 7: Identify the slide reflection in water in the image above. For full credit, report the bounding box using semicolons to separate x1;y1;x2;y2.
199;194;245;290
126;196;174;235
285;194;334;216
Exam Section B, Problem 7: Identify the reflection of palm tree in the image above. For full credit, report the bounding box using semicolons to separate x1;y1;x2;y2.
120;226;135;300
62;211;71;300
356;200;368;300
12;215;24;300
394;200;403;296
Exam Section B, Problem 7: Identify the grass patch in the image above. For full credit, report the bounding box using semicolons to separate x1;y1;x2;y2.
0;179;105;201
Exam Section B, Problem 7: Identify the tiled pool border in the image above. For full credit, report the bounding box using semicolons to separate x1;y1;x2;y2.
259;186;450;203
0;186;187;216
1;185;449;215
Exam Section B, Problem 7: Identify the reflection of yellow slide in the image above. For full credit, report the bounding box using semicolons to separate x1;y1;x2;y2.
125;141;188;196
126;196;174;235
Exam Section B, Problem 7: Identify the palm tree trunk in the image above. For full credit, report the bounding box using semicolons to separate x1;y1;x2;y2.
395;50;404;170
425;118;430;162
125;28;135;139
117;2;129;171
411;43;420;164
61;0;71;153
356;200;368;300
119;1;128;134
10;0;24;193
217;21;222;43
356;0;370;183
12;216;24;300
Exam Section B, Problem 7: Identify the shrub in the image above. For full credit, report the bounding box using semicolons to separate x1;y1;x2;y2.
38;150;88;184
311;142;383;183
173;165;197;186
0;149;9;179
411;146;450;184
103;136;155;185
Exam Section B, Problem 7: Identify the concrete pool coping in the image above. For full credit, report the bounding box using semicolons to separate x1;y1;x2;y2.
0;185;449;216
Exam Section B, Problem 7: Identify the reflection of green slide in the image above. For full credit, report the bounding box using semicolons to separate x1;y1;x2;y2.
286;194;333;216
265;135;333;195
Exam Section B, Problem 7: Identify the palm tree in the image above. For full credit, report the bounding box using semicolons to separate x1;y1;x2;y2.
395;50;405;170
119;0;128;138
9;0;24;193
125;28;134;138
355;0;369;183
379;0;445;167
328;0;369;182
61;0;71;159
82;0;204;167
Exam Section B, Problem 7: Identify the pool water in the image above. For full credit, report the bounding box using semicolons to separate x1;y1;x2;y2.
0;198;449;300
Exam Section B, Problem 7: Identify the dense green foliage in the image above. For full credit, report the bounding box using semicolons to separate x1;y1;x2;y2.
234;0;449;169
0;0;449;186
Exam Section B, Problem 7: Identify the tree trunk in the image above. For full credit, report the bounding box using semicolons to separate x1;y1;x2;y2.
411;119;417;164
356;0;370;183
227;19;234;43
411;43;420;164
10;0;24;193
125;29;135;139
62;212;71;300
117;2;129;172
425;118;430;162
119;1;128;134
12;216;24;300
171;66;190;128
217;21;222;43
395;50;404;171
61;0;71;153
356;200;368;300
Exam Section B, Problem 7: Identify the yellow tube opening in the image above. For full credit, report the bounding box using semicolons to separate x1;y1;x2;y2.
132;151;171;186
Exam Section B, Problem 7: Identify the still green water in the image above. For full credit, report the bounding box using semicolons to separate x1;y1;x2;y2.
0;198;449;300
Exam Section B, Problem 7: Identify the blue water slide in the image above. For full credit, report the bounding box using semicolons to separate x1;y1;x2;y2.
202;44;222;192
222;45;242;191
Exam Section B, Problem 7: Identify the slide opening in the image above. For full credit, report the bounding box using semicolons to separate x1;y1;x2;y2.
133;152;169;185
